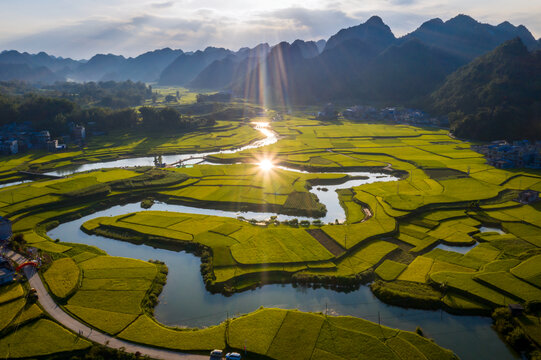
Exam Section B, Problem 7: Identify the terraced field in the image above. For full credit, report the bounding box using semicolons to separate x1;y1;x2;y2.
1;115;541;359
0;282;87;358
0;120;265;181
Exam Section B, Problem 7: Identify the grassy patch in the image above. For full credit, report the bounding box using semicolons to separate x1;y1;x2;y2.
442;293;490;314
397;331;458;360
229;308;287;355
315;321;399;360
118;314;226;351
266;310;324;360
375;260;408;281
398;256;434;283
371;280;442;309
510;255;541;288
0;283;24;304
430;271;515;307
43;257;81;299
9;304;43;328
0;298;26;331
68;290;146;314
474;271;541;303
66;305;138;335
0;319;91;358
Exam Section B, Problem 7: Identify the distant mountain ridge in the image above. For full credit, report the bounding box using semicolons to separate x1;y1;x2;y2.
158;47;232;85
324;15;396;52
69;48;184;82
189;43;270;90
0;50;81;72
0;63;63;83
0;14;538;92
401;14;539;61
231;14;540;106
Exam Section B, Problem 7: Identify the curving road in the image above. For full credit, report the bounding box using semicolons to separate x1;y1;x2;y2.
5;250;207;360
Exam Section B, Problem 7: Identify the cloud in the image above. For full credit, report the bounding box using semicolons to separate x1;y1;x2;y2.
151;1;174;9
0;7;362;58
386;0;418;5
260;7;361;38
0;2;538;59
0;14;221;59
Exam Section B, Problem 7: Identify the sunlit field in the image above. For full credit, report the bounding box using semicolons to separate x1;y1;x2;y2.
1;113;540;359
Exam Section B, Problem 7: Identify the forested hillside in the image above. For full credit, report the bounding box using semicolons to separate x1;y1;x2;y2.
430;38;541;140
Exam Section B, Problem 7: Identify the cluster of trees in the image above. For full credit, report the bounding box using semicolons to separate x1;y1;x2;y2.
196;92;231;103
0;93;216;137
0;80;152;109
492;308;532;353
42;80;152;108
0;80;154;136
0;94;75;135
71;107;139;131
0;80;36;95
138;106;215;131
0;93;138;135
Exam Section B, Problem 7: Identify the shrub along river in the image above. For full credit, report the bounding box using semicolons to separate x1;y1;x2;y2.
43;122;518;359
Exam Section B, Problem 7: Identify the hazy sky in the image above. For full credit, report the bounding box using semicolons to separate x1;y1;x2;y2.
0;0;539;59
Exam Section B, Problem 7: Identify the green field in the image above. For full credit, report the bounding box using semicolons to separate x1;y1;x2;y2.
1;119;539;309
43;257;81;299
0;119;264;179
117;308;458;360
0;319;91;358
375;260;408;281
0;116;541;358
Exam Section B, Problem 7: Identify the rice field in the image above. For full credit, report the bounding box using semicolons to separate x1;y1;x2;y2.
1;116;541;358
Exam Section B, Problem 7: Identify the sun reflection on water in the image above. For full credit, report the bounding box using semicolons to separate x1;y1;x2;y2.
258;159;274;171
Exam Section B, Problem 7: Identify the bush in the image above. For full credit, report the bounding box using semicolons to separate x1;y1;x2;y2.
505;327;529;350
141;262;169;315
140;198;154;209
10;233;27;252
371;280;442;310
492;307;512;321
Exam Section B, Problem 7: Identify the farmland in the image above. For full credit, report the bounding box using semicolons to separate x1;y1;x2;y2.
0;283;82;359
0;115;541;358
117;307;458;360
0;120;265;183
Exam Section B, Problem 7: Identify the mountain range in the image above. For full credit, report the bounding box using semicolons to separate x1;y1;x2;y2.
0;14;539;108
231;14;540;105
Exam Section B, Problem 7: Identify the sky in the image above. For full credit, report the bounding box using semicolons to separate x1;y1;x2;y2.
0;0;539;59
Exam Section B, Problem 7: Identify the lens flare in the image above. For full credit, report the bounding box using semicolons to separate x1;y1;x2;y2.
258;159;274;171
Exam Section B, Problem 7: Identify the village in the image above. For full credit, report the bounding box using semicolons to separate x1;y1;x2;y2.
342;105;450;127
0;122;86;155
315;103;450;127
0;217;13;286
472;140;541;169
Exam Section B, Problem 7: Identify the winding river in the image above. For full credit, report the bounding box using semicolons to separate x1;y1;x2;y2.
24;122;516;359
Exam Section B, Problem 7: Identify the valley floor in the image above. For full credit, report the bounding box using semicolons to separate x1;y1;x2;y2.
1;112;540;359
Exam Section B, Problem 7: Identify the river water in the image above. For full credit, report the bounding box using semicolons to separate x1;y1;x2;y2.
45;122;278;176
34;122;516;359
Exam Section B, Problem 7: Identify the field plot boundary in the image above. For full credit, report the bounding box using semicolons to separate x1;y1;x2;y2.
306;229;346;257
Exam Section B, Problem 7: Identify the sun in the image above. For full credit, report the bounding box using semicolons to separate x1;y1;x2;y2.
258;159;274;171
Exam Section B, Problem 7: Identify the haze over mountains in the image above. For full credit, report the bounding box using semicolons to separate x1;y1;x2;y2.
0;14;539;107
